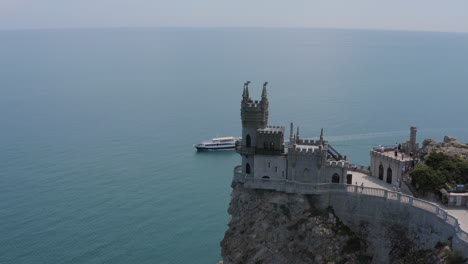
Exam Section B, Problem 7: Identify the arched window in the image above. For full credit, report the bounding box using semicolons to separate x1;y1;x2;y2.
379;164;384;180
264;142;268;149
246;134;251;147
246;163;251;174
346;174;352;184
303;168;310;178
332;173;340;183
386;168;392;184
270;141;275;150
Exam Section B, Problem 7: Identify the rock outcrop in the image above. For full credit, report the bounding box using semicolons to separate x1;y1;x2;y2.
221;183;371;264
421;136;468;160
221;182;462;264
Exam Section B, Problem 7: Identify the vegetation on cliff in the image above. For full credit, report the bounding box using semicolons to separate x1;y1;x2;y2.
411;152;468;194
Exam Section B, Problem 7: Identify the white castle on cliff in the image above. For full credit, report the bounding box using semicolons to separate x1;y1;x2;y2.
231;82;468;256
236;82;350;184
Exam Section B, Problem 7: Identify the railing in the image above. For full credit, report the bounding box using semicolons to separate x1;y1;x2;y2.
235;146;256;155
232;165;468;246
328;145;343;160
372;145;396;151
348;164;371;175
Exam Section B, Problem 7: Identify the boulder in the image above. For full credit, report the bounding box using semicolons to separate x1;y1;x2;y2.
423;138;437;147
443;136;460;144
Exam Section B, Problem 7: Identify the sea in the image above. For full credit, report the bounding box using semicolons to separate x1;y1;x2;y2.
0;28;467;264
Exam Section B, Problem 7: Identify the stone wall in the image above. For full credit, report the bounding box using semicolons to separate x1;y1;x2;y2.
253;155;287;179
370;150;411;186
232;166;468;260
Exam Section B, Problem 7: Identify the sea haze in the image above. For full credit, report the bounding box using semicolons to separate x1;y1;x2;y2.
0;28;467;264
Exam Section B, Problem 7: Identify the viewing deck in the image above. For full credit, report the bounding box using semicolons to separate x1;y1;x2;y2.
371;149;415;162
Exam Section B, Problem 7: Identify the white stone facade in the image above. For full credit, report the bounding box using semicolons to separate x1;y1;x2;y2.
238;82;349;184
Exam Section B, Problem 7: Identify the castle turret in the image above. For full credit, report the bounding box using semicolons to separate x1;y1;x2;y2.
405;126;419;154
242;81;250;102
239;82;269;175
320;128;324;144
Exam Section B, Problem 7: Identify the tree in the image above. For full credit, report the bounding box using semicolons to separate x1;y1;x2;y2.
410;166;446;194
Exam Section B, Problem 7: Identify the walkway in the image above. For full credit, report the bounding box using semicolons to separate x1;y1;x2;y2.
443;206;468;232
349;171;396;191
350;171;468;240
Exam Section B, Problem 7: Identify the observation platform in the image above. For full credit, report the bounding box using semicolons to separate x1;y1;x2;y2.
374;149;414;162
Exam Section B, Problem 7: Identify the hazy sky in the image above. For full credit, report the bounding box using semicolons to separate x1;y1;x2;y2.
1;0;467;32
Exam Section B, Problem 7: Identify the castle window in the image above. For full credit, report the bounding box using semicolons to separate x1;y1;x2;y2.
246;163;251;174
378;164;384;180
270;141;275;150
264;142;268;149
246;134;251;147
268;162;270;168
282;171;284;177
386;168;392;184
275;167;277;172
332;173;340;183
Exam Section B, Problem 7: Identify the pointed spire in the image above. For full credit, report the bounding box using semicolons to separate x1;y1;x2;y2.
262;82;268;98
320;128;324;145
245;81;250;99
242;81;250;101
290;122;294;141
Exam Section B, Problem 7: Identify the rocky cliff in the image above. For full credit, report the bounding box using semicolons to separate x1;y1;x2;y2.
220;182;464;264
421;136;468;160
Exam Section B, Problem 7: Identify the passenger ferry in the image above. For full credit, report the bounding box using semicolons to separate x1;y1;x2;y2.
194;137;240;150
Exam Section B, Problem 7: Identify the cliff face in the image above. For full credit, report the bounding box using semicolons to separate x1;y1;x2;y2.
221;182;457;264
221;183;370;264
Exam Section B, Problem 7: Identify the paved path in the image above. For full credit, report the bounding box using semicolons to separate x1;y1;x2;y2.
349;171;396;191
443;206;468;231
350;172;468;233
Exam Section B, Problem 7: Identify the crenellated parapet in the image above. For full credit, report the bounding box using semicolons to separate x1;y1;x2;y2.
370;150;412;165
258;126;285;135
288;145;321;155
296;139;327;146
326;160;348;168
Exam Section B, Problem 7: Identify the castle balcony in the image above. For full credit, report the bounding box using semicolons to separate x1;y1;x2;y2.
255;148;285;156
235;145;256;155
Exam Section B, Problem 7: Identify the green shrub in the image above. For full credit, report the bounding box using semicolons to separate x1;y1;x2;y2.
411;152;468;194
411;166;446;193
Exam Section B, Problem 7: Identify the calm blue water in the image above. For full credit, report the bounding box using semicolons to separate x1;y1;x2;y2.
0;28;467;264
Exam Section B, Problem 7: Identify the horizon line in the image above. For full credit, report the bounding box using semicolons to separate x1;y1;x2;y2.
0;25;467;35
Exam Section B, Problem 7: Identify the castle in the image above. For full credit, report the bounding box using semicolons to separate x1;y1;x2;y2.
230;82;468;258
236;82;350;184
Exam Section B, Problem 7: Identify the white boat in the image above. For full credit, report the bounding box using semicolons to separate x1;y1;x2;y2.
194;137;240;150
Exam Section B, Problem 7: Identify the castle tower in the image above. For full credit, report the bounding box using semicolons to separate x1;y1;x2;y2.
239;82;269;175
405;126;419;154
